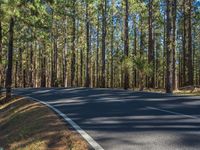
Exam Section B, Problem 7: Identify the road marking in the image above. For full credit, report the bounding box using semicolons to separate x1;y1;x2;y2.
25;96;104;150
147;106;199;119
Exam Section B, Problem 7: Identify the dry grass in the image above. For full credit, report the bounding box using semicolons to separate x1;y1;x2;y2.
139;86;200;96
0;96;88;150
173;86;200;96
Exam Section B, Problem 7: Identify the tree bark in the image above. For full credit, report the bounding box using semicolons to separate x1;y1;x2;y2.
50;12;58;87
53;35;58;87
15;58;18;87
187;0;193;85
148;0;155;88
110;0;114;88
163;11;166;89
80;48;83;86
18;48;23;87
166;0;173;93
172;0;177;90
133;17;137;89
96;8;100;88
140;15;144;56
41;45;46;87
71;0;76;87
5;17;14;99
63;37;67;87
85;2;90;87
0;21;3;95
101;0;107;88
124;0;129;90
182;0;186;86
29;40;33;87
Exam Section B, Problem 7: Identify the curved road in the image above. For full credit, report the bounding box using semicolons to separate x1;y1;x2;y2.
14;88;200;150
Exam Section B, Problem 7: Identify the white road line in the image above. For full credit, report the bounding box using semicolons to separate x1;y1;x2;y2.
147;106;199;119
25;96;104;150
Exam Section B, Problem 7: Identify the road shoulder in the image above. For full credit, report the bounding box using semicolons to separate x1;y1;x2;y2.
0;96;88;150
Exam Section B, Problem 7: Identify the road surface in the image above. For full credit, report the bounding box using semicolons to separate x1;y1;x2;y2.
13;88;200;150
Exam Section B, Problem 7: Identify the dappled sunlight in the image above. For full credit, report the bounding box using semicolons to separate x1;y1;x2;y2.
13;88;200;149
32;89;54;94
0;97;88;150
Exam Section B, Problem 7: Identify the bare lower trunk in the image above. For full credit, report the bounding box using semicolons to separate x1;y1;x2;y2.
96;10;100;88
148;0;155;88
124;0;129;90
187;0;193;85
85;2;90;87
0;21;3;96
30;41;33;87
6;17;15;99
166;0;173;93
172;0;177;90
101;0;107;88
70;0;76;87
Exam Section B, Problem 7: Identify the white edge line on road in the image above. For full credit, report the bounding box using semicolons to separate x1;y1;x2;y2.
25;96;104;150
147;106;199;119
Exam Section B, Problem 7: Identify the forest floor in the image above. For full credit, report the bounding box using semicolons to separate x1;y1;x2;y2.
174;86;200;96
141;86;200;96
0;95;88;150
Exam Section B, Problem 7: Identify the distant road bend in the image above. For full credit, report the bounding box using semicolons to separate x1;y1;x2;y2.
14;88;200;150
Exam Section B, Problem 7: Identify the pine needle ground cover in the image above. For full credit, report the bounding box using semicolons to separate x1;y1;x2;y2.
0;96;88;150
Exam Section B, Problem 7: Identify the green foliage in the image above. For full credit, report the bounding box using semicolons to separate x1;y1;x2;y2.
122;56;132;71
0;0;199;90
132;55;153;76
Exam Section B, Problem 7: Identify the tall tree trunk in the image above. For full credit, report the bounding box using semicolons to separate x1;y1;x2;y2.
124;0;129;90
80;48;83;86
133;17;137;89
182;0;193;86
163;11;166;88
96;8;100;88
63;15;68;87
140;15;144;56
101;0;107;88
15;57;18;87
29;40;33;87
41;46;46;87
182;0;186;86
23;69;26;88
110;0;114;88
193;28;197;85
148;0;154;88
18;48;23;87
51;40;54;87
85;2;90;87
179;51;182;87
5;17;15;99
187;0;193;85
50;12;57;87
0;20;3;95
172;0;177;90
5;17;14;99
166;0;173;93
71;0;76;87
63;37;67;87
53;36;58;87
33;41;37;87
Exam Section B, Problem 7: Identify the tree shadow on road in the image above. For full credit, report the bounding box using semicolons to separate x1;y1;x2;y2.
14;88;200;149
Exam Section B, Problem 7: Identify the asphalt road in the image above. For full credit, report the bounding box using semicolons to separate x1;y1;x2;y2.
13;88;200;150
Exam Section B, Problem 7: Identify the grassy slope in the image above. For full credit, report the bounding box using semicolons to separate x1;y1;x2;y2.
0;96;88;150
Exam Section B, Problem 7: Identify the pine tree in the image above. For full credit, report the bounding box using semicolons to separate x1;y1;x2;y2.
166;0;173;93
5;17;15;99
124;0;129;90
